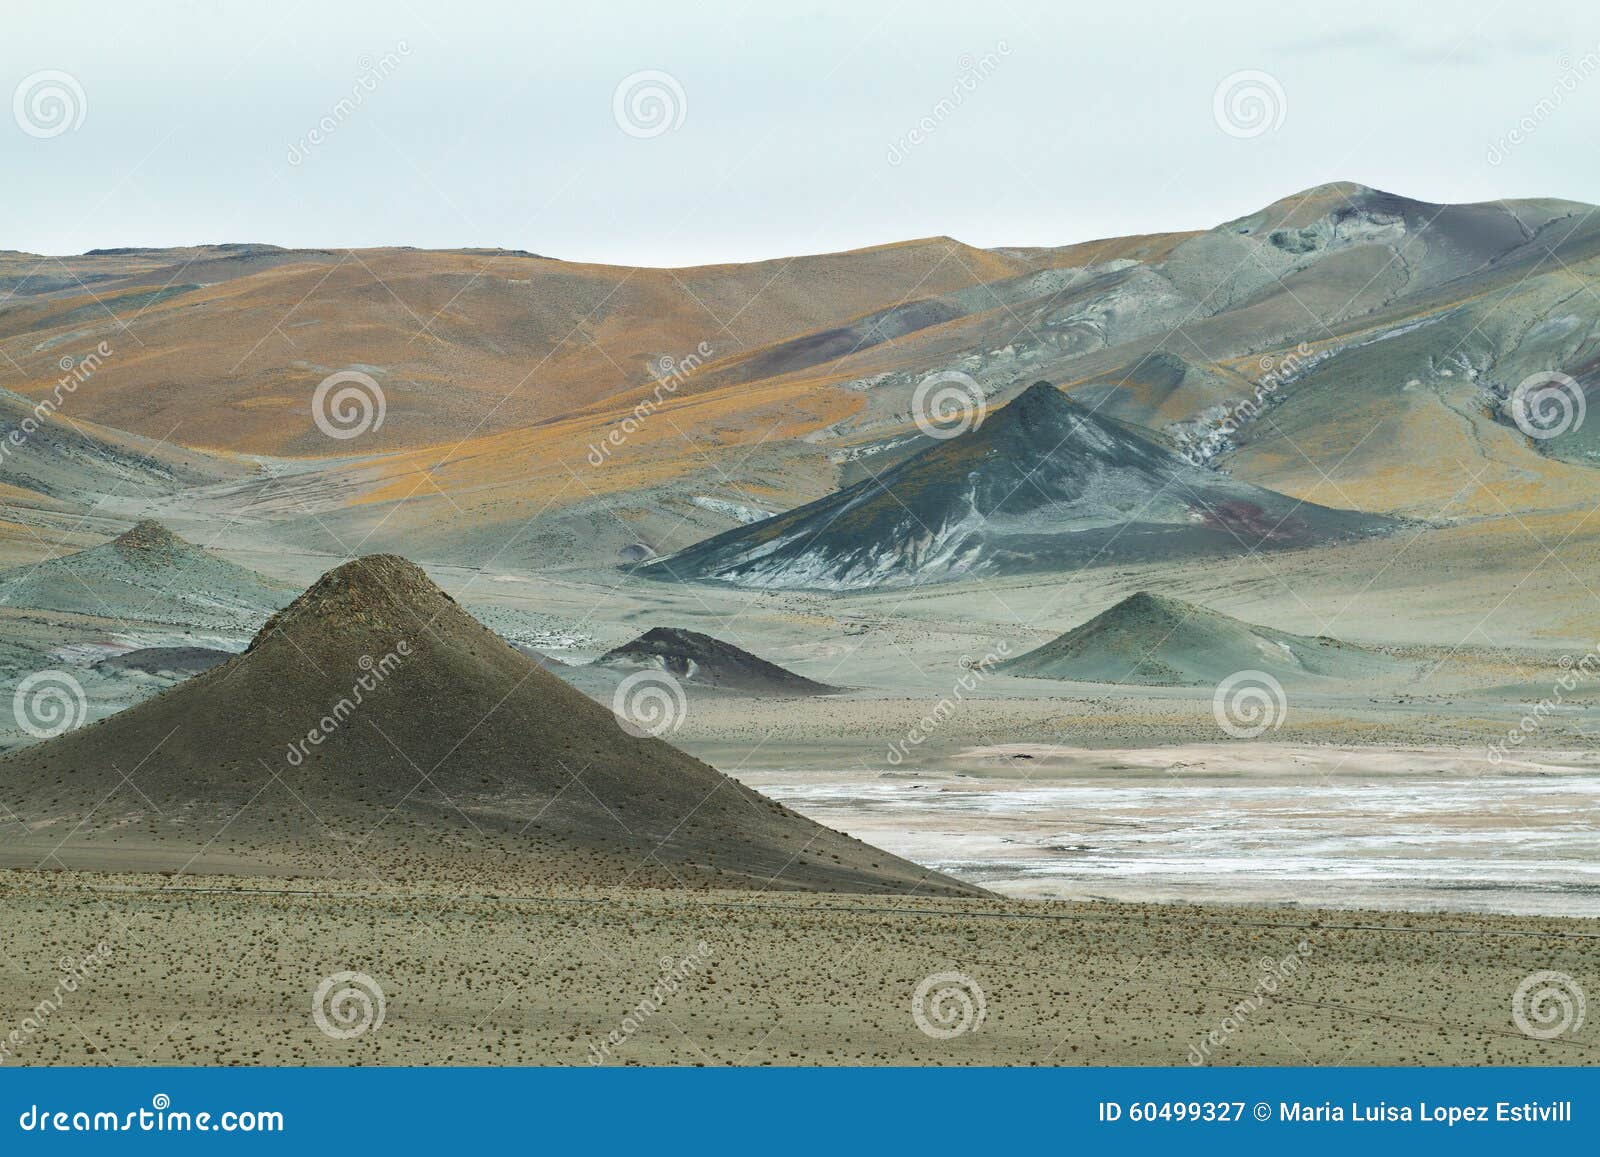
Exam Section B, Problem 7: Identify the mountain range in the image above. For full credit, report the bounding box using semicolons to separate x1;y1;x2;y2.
2;182;1597;584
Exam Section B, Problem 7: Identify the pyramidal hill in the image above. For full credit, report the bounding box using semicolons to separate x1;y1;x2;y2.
594;627;840;696
998;590;1405;686
0;554;976;894
0;519;291;628
640;382;1396;590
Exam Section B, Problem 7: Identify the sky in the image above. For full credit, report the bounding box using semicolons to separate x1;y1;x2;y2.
5;0;1600;266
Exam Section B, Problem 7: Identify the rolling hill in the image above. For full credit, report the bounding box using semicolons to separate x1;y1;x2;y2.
3;182;1598;579
0;238;1065;455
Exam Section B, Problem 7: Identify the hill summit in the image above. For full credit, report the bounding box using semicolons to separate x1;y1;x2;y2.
250;552;449;641
111;519;188;556
641;382;1395;590
0;554;974;894
998;590;1403;686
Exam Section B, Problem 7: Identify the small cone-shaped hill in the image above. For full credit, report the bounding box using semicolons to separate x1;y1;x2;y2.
90;645;233;678
997;590;1405;686
0;519;291;628
0;554;976;894
595;627;840;696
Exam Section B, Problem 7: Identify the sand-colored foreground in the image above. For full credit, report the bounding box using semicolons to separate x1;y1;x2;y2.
0;872;1593;1066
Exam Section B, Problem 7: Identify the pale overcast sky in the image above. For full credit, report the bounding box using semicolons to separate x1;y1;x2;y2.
5;0;1600;265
